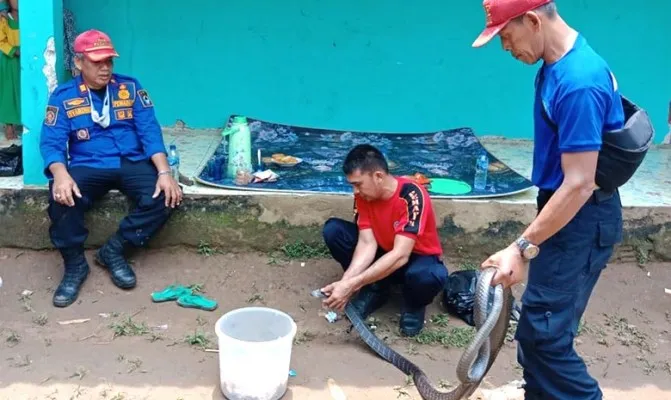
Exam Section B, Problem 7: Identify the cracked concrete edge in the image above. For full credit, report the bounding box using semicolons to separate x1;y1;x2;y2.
18;37;58;140
43;36;58;95
0;188;670;262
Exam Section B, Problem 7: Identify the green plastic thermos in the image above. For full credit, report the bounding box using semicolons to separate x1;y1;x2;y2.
221;116;253;179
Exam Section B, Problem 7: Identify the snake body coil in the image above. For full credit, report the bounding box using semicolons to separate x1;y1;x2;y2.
314;267;514;400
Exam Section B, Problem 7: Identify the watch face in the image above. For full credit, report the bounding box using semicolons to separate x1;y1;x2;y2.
523;245;540;259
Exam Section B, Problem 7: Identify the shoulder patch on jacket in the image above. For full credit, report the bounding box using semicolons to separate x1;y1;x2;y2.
44;106;59;126
137;89;153;108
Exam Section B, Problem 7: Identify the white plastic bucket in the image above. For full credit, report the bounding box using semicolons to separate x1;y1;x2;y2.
215;306;297;400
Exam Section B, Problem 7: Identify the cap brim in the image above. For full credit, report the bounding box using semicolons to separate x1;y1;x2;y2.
472;23;506;48
85;50;119;62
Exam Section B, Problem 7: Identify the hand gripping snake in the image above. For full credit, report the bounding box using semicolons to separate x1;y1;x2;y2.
312;267;514;400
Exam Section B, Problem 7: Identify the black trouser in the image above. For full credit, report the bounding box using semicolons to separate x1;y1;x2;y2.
47;158;172;251
322;217;448;308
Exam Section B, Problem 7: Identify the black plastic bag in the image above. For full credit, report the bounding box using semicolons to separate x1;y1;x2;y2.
442;269;521;327
0;144;22;177
442;269;480;326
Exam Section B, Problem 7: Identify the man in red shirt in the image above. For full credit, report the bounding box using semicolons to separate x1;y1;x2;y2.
320;144;448;336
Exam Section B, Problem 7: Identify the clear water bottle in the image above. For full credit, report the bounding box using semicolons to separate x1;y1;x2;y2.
474;152;489;191
167;144;180;181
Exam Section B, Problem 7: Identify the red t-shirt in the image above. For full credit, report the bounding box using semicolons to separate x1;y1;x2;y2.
353;177;443;256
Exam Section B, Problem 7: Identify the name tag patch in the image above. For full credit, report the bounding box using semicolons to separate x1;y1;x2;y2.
115;108;134;120
67;106;91;119
113;99;134;108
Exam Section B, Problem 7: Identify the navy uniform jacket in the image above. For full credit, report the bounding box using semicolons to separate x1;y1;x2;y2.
39;73;167;179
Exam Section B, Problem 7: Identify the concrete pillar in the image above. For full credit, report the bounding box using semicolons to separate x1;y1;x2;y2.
20;0;64;186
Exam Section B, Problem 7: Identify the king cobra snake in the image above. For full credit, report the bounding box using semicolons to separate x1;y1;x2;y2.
312;267;514;400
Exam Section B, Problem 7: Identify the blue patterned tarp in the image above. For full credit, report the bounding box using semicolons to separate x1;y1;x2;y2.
194;115;533;199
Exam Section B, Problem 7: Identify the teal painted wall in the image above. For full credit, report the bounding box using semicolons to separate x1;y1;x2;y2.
21;0;63;186
66;0;669;142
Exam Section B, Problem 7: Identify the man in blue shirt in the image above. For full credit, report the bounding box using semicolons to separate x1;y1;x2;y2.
40;29;182;308
472;1;623;399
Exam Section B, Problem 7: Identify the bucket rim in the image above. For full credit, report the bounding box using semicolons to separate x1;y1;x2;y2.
214;306;298;344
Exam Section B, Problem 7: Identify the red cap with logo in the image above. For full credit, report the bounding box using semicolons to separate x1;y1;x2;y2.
472;0;552;47
74;29;120;61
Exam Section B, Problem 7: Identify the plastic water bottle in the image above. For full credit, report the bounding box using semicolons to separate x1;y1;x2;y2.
474;152;489;191
167;144;180;181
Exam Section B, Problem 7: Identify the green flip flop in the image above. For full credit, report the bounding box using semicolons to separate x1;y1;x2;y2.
177;293;218;311
151;284;193;303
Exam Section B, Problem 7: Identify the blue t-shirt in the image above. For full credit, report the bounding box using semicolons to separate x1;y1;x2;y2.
531;34;624;191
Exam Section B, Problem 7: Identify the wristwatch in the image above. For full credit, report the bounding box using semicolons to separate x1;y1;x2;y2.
515;236;540;260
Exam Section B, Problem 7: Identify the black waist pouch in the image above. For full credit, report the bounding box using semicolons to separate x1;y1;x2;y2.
594;96;653;192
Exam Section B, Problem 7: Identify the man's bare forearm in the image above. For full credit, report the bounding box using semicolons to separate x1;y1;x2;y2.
350;250;408;291
522;181;594;246
48;162;69;179
151;153;170;173
342;241;377;280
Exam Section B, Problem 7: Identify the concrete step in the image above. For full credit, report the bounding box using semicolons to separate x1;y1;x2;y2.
2;186;669;263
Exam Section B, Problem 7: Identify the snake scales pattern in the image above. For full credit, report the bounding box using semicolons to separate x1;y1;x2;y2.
314;267;514;400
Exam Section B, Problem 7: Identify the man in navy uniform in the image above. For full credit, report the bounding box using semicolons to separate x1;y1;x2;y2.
472;1;624;399
40;29;182;307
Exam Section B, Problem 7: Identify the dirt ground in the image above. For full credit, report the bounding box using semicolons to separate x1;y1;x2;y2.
0;246;669;400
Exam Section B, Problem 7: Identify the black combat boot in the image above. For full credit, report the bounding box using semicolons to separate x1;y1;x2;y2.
95;233;136;289
349;282;390;320
53;248;90;308
399;302;426;337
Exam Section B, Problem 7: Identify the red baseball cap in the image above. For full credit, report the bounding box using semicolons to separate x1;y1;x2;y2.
74;29;119;61
472;0;552;47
